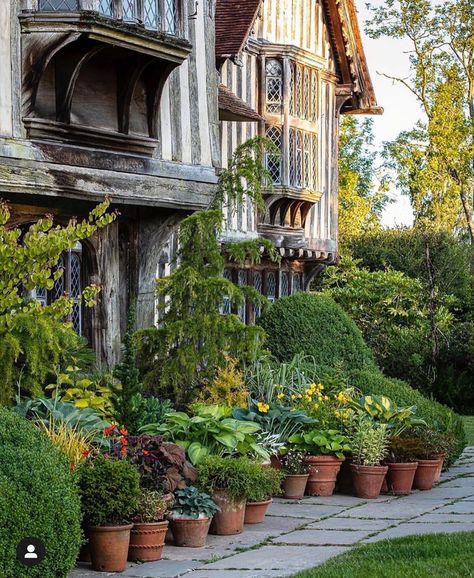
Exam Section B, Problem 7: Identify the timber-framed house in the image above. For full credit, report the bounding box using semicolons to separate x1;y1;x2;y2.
0;0;379;362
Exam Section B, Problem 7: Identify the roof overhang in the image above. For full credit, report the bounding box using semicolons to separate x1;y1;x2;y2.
218;84;263;122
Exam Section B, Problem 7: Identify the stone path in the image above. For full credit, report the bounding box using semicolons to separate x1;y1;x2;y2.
72;447;474;578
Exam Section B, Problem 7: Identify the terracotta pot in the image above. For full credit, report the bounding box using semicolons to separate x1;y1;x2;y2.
386;462;418;495
304;455;344;496
88;524;133;572
350;464;388;499
270;454;283;470
413;459;439;491
336;457;354;495
380;476;389;494
432;453;446;482
209;490;246;535
244;499;272;524
282;474;309;500
128;520;168;562
169;517;211;548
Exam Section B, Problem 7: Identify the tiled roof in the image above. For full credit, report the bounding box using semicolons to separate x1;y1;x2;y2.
218;84;263;122
215;0;261;60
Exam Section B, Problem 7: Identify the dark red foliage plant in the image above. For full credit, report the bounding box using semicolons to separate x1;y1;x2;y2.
105;427;197;492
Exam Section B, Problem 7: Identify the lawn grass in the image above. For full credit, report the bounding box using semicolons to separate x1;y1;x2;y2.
292;532;474;578
463;416;474;445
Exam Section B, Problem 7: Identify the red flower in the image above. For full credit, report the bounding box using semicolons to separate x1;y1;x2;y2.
143;450;149;456
119;428;128;436
70;463;77;471
120;446;127;456
120;437;128;446
104;425;116;437
81;450;90;458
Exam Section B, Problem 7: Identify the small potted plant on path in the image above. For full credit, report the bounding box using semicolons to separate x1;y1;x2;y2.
288;429;350;496
78;455;140;573
280;450;309;499
197;456;265;535
168;486;219;547
349;415;389;499
128;489;171;562
385;437;419;495
408;428;447;491
244;465;283;524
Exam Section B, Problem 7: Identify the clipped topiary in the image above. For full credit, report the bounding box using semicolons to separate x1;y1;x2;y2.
0;406;82;578
258;293;375;371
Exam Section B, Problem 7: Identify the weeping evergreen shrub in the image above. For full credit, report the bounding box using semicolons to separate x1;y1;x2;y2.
0;406;82;578
258;292;376;371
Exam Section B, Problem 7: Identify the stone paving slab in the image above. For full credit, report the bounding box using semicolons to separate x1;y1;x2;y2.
434;501;474;515
398;487;474;501
202;545;349;572
363;522;474;543
337;500;439;519
272;529;371;546
183;571;284;578
306;517;396;531
266;502;347;519
122;560;203;577
409;512;474;524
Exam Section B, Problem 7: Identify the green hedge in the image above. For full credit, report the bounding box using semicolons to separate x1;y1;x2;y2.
0;407;82;578
258;293;376;371
350;369;466;465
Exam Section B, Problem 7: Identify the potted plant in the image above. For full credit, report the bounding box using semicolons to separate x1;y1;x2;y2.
288;429;350;496
128;489;171;562
280;450;309;499
197;456;263;535
244;465;282;524
385;437;419;495
78;455;141;573
407;428;447;491
349;415;389;499
168;486;219;547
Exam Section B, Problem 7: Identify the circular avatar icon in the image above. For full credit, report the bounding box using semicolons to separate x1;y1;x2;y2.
16;537;46;567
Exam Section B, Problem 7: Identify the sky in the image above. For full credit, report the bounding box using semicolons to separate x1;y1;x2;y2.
356;1;423;228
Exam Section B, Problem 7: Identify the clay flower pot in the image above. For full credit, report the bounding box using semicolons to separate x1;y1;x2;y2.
282;474;309;500
386;462;418;495
88;524;133;572
244;499;272;524
169;517;211;548
432;453;446;482
209;490;246;535
336;457;354;495
412;459;439;491
304;455;344;496
350;464;388;499
128;520;169;562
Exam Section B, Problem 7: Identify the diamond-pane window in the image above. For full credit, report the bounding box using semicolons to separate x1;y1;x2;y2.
52;255;65;301
303;132;311;189
303;68;310;120
292;273;302;293
311;134;318;190
253;271;263;318
266;271;276;302
98;0;113;16
144;0;158;29
39;0;78;9
164;0;177;34
289;62;295;117
123;0;140;21
311;70;318;122
266;126;282;185
237;270;247;323
295;65;302;118
266;59;283;114
280;271;289;297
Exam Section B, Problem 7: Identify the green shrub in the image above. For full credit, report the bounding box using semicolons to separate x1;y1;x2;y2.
258;293;375;371
0;406;82;578
350;369;466;465
197;456;281;502
78;455;140;527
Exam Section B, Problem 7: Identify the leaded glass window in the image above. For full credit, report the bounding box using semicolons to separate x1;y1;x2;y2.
266;271;276;302
289;128;317;191
123;0;140;21
266;126;282;185
164;0;177;34
289;62;318;122
144;0;158;28
253;271;263;318
98;0;113;16
222;269;232;314
292;273;302;293
266;59;283;114
39;0;78;10
280;271;289;297
237;270;248;323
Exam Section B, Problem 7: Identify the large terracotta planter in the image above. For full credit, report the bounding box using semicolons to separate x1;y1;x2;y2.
336;457;354;495
88;524;133;572
413;459;439;491
386;462;418;495
433;453;446;482
169;517;211;548
304;455;344;496
282;474;309;500
209;490;246;535
128;520;168;562
244;499;272;524
350;464;388;499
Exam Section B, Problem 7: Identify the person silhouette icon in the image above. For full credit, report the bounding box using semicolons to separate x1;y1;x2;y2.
24;545;38;559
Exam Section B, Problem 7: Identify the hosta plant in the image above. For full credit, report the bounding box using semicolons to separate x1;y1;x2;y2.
140;404;268;465
288;429;351;459
171;486;220;519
